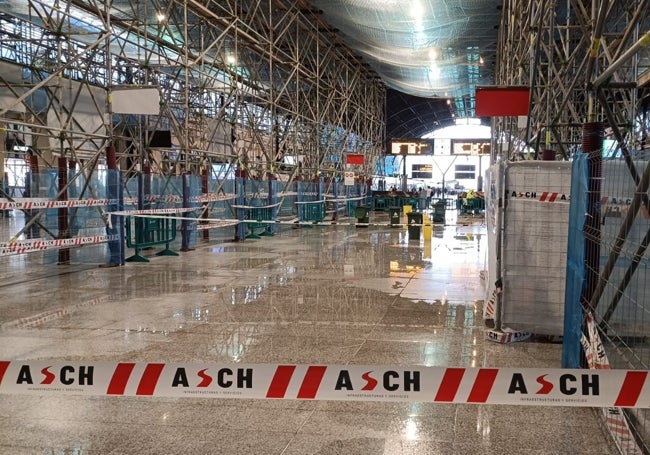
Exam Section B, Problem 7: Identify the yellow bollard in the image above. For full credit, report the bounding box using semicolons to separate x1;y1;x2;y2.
423;212;432;240
423;237;432;259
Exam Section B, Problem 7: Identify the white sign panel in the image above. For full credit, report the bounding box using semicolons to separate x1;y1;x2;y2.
111;87;160;115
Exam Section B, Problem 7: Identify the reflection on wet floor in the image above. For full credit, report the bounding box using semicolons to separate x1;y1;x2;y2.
0;218;619;454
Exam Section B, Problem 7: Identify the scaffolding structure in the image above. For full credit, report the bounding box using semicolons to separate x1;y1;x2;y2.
493;0;650;160
494;0;650;451
0;0;385;193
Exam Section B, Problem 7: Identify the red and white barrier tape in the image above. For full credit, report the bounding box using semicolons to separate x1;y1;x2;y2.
110;207;198;216
195;221;239;230
0;194;362;211
231;202;282;210
0;198;113;209
324;195;367;202
508;191;569;203
486;330;531;344
107;210;440;228
582;313;610;370
0;361;648;407
0;194;238;210
196;194;237;203
129;194;238;203
582;313;643;454
483;286;498;320
0;235;117;256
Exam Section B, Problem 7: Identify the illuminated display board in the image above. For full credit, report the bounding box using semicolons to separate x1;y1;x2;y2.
451;140;491;155
412;164;432;179
389;139;434;155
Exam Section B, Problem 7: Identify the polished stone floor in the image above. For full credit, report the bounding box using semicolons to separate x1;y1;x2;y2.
0;211;618;454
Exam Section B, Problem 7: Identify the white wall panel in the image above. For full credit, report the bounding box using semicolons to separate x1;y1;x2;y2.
500;161;572;335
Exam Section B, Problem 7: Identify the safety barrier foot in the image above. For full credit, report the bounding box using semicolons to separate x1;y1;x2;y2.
125;253;149;262
156;248;179;256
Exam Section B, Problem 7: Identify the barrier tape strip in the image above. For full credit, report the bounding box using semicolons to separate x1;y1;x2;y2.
0;194;238;210
0;193;372;211
582;313;643;454
0;235;119;256
486;330;531;344
294;200;326;205
0;215;445;256
123;215;440;229
483;286;498;320
110;207;198;216
508;191;569;203
0;361;648;407
196;194;237;203
0;198;114;209
108;211;444;229
231;202;282;210
324;195;366;202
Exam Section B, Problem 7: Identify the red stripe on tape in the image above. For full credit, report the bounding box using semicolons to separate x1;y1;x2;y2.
297;366;327;399
549;193;558;202
540;192;548;201
434;368;465;402
266;365;296;398
614;371;648;407
467;369;498;403
0;361;10;385
107;363;135;395
136;363;165;396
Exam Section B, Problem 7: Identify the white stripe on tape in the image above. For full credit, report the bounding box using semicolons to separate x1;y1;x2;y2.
0;361;649;407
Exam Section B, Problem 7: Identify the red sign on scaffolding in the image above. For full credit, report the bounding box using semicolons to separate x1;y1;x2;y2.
475;86;530;116
346;154;364;165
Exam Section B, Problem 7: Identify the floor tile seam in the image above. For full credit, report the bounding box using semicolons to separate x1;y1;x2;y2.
278;407;320;455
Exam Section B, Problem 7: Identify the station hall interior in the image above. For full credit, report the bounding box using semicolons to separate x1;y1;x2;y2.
1;0;650;454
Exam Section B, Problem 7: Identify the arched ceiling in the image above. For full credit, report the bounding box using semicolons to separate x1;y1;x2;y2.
307;0;502;137
386;89;456;140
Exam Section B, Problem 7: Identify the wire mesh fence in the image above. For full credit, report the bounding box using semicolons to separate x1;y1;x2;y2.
565;136;650;453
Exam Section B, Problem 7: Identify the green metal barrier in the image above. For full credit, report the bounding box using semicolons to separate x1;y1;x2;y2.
400;197;419;211
372;196;389;211
298;201;325;228
457;198;485;215
125;215;179;262
304;201;325;222
246;206;273;238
